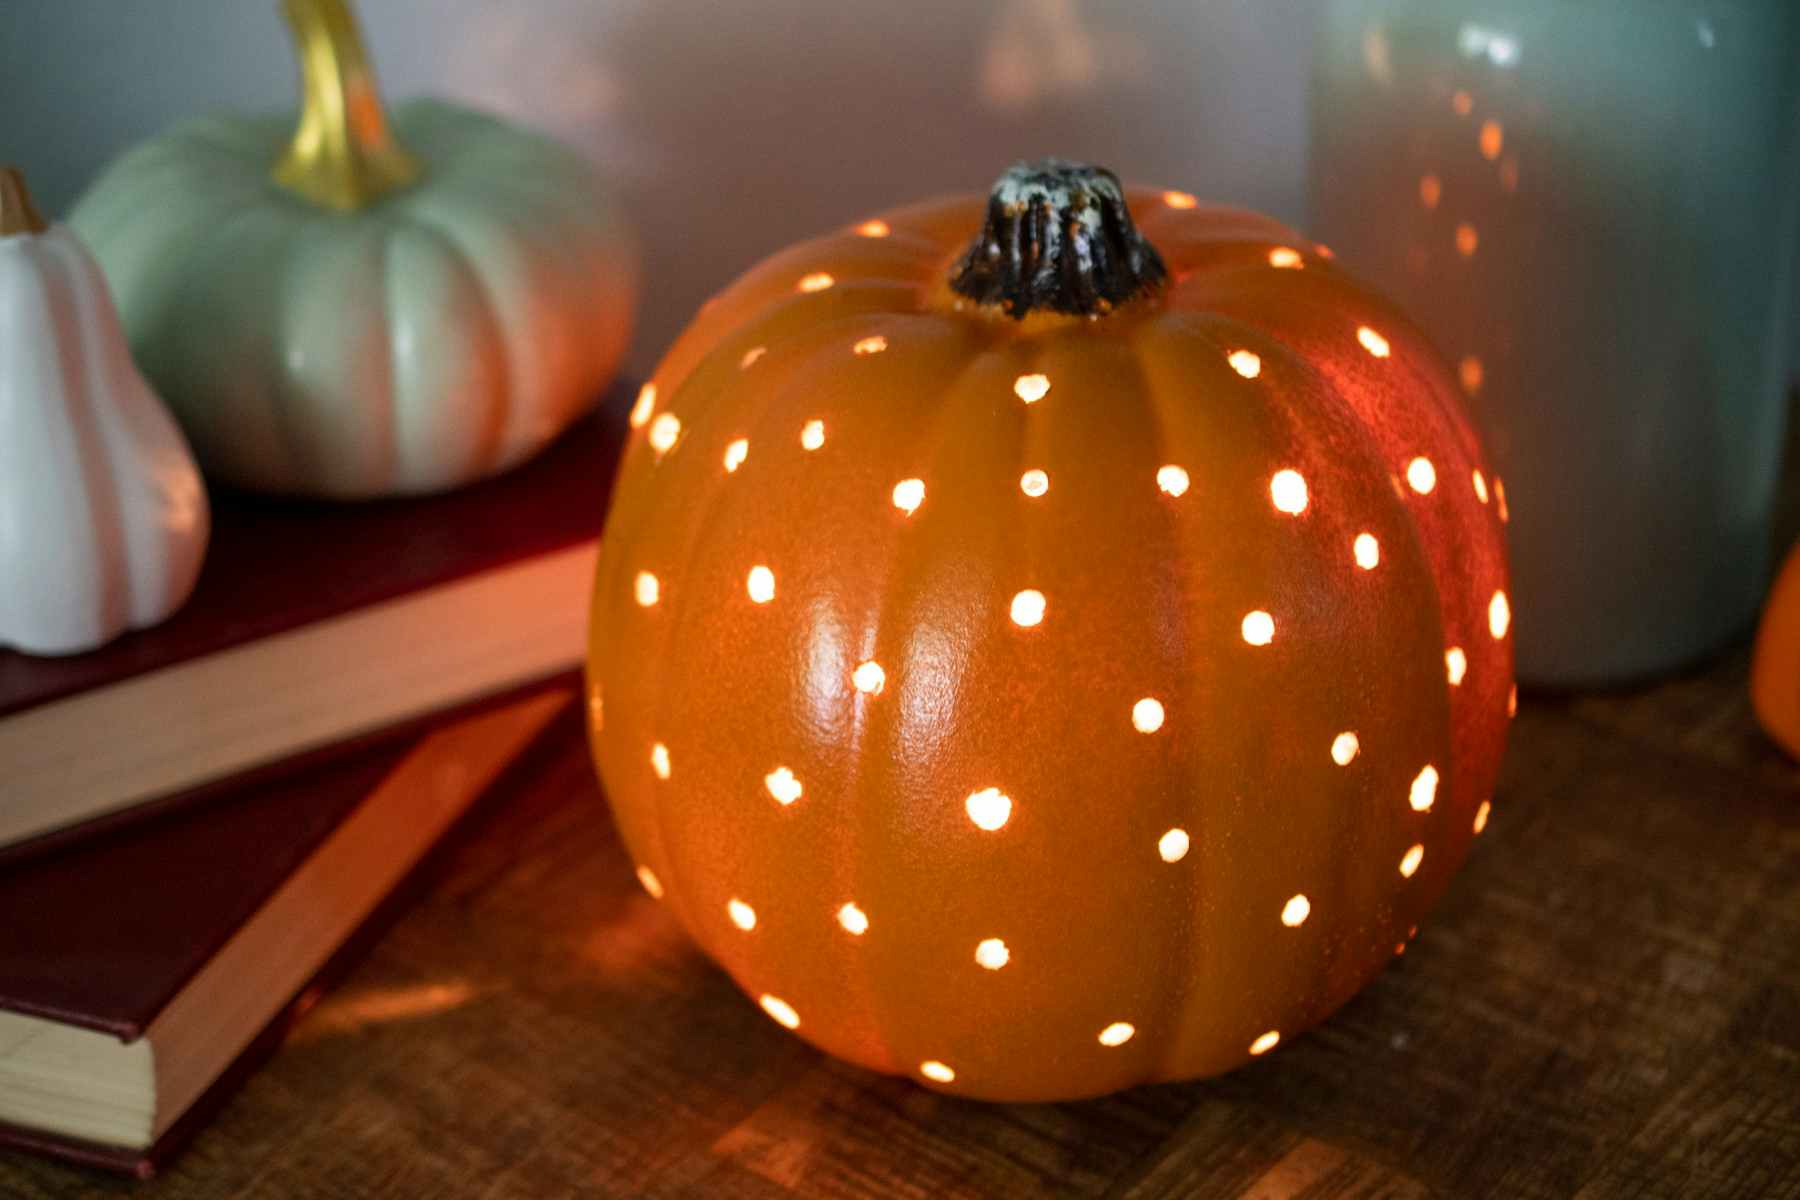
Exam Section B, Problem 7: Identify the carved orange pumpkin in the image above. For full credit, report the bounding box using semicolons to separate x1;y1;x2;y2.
587;161;1513;1101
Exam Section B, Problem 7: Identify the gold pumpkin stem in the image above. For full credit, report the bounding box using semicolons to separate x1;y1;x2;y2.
270;0;420;211
0;165;48;236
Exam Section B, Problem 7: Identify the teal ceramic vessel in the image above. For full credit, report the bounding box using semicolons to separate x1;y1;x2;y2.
1311;0;1800;686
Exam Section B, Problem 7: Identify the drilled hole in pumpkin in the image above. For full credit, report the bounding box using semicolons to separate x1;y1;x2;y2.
966;787;1013;831
1460;356;1484;395
1163;190;1197;209
1271;469;1309;515
854;335;888;356
1354;533;1381;570
746;565;776;604
1269;246;1303;269
852;661;886;695
648;412;681;457
920;1061;955;1083
1250;1030;1281;1056
798;272;835;293
1132;698;1165;733
1490;590;1511;639
1157;465;1191;497
1455;223;1480;257
1400;844;1425;877
1472;468;1489;503
837;902;869;935
636;866;664;899
1241;611;1275;646
650;743;671;780
1495;478;1510;522
1281;895;1311;927
1446;647;1468;686
1020;469;1050;497
1228;349;1262;379
855;219;890;238
800;420;826;451
1508;685;1519;718
759;994;800;1029
740;346;766;370
1010;589;1046;628
1419;174;1442;209
728;898;757;930
892;478;926;515
1013;373;1051;404
1406;456;1437;494
722;438;750;474
1410;765;1439;812
629;383;657;428
1159;828;1190;862
1098;1022;1136;1047
1331;731;1360;766
1480;119;1504;160
975;938;1010;970
1474;800;1492;834
1357;326;1391;358
765;767;803;806
634;571;660;607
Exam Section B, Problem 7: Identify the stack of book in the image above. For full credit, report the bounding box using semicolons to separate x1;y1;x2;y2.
0;399;624;1176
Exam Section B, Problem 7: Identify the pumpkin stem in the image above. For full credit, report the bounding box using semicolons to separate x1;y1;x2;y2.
0;166;47;236
270;0;421;212
949;159;1167;319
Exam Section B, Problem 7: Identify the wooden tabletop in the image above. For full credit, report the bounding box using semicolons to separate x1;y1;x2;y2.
5;631;1798;1198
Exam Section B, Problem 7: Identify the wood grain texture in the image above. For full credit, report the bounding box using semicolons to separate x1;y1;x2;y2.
1;657;1794;1199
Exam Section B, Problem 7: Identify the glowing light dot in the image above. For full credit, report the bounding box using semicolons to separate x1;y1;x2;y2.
629;383;656;428
1269;246;1304;269
800;419;826;451
634;571;660;607
764;766;803;806
1452;89;1473;116
1020;469;1049;497
798;271;835;293
1157;465;1191;497
1354;532;1381;570
1407;456;1438;494
728;898;757;930
965;787;1012;831
1446;647;1468;687
648;411;681;456
920;1061;955;1084
1357;326;1392;358
1316;244;1335;259
1490;590;1512;639
1132;698;1166;733
1158;828;1190;863
1473;469;1489;503
747;565;776;604
1480;119;1505;160
852;660;886;694
892;478;926;515
1241;610;1275;646
740;346;766;370
1098;1022;1136;1047
1474;800;1492;835
759;994;800;1029
1013;373;1051;404
1455;223;1480;258
1460;356;1485;395
837;902;869;935
974;938;1010;970
1281;894;1311;927
1270;469;1309;515
1010;589;1046;628
1331;731;1360;766
1410;765;1439;812
1228;349;1263;379
1508;685;1519;717
650;742;671;780
1164;190;1197;209
1419;174;1442;209
1496;478;1510;522
855;219;890;237
636;866;664;899
724;438;749;473
1250;1030;1281;1056
854;335;888;355
1399;843;1425;878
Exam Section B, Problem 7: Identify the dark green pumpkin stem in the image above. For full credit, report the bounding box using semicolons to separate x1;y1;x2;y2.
949;159;1167;319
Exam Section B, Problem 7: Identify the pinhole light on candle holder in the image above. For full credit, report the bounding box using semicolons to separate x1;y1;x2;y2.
587;159;1513;1102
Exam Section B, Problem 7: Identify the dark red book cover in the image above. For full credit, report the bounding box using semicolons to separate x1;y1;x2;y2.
0;383;630;722
0;700;583;1178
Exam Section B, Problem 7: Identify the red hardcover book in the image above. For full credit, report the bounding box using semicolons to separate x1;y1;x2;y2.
0;689;576;1177
0;385;627;854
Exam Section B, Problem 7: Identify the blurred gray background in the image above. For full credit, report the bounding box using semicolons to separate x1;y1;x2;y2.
5;0;1315;375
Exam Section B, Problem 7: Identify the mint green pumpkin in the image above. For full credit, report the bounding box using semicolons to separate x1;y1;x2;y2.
69;0;638;498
